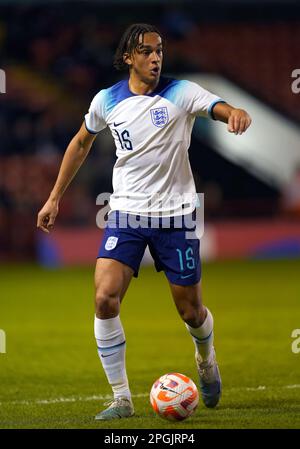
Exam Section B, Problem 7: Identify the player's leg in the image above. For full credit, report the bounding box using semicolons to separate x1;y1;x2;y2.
168;280;212;359
168;280;221;408
94;257;135;420
148;217;221;408
94;212;147;420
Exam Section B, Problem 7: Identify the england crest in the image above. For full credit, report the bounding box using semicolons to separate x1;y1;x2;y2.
150;107;169;128
105;236;118;251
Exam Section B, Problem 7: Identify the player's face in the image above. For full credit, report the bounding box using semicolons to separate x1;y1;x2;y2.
126;32;163;84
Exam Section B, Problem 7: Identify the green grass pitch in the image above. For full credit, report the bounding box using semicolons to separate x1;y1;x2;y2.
0;259;300;429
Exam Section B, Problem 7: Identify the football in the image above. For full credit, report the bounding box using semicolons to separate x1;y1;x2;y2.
150;372;199;421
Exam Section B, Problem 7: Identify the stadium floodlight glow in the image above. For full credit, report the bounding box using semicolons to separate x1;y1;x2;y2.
0;69;6;94
0;329;6;354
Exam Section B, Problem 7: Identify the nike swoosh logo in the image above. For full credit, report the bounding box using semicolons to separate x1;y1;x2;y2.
180;273;194;279
113;121;126;127
101;352;118;358
160;384;179;395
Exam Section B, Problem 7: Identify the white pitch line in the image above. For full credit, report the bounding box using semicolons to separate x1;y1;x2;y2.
245;386;266;391
0;392;149;406
0;385;299;407
243;384;300;391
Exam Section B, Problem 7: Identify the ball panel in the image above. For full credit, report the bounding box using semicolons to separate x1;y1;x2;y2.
180;386;199;410
163;405;186;421
172;372;191;384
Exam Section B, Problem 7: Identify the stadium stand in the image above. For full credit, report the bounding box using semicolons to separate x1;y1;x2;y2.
0;3;299;260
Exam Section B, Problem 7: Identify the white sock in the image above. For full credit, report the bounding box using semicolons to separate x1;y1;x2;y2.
94;315;131;400
185;308;214;362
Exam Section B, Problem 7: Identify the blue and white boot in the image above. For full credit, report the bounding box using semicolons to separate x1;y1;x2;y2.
196;347;222;408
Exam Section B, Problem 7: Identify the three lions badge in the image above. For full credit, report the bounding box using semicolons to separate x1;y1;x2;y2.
105;236;118;251
150;107;169;128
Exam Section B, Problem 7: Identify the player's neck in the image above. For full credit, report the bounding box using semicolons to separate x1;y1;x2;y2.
128;75;159;96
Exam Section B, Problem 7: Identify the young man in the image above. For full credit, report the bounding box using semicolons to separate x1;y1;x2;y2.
37;23;251;420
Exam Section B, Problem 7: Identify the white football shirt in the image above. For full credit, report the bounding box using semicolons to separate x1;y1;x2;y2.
85;77;224;217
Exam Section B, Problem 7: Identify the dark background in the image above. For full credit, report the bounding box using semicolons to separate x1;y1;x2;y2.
0;0;299;260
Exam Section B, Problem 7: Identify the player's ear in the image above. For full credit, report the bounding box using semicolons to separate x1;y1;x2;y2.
123;52;133;68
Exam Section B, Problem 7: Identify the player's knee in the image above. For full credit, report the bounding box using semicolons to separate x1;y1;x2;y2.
179;306;205;328
95;288;120;318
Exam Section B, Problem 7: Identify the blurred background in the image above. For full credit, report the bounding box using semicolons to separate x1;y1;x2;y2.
0;0;300;265
1;0;300;430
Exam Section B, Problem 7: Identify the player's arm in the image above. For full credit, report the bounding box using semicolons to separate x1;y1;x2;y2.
37;122;97;233
212;102;252;135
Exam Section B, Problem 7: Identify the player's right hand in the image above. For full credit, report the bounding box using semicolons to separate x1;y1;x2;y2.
37;198;59;233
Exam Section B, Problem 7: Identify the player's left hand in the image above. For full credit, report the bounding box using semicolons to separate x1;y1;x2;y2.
227;109;252;135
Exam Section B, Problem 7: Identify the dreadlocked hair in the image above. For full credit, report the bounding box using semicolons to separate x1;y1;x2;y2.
113;23;163;71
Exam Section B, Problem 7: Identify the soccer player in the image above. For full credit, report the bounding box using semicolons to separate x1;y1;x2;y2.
37;23;251;420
